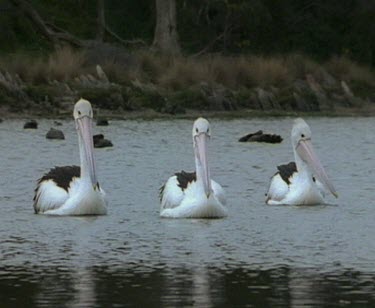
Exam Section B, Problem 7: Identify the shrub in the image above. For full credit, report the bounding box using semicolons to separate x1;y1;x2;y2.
47;47;85;81
326;56;375;86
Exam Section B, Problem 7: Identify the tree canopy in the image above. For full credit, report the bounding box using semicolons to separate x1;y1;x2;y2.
0;0;373;66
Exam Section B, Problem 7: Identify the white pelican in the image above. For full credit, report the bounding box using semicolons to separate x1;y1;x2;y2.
160;118;227;218
265;118;338;205
33;98;107;215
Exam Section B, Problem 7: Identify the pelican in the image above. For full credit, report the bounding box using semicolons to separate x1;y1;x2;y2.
160;118;227;218
33;98;107;215
265;118;338;205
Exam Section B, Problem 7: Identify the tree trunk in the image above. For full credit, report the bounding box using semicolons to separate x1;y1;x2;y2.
9;0;83;48
152;0;180;55
96;0;105;42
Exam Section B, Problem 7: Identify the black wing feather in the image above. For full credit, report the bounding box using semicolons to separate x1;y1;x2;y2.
159;170;196;202
159;184;165;202
33;166;81;213
175;171;196;190
36;166;81;192
276;162;297;185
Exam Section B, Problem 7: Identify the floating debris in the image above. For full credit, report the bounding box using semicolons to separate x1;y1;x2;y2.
239;130;282;143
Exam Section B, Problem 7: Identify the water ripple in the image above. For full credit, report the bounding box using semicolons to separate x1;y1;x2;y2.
0;118;374;306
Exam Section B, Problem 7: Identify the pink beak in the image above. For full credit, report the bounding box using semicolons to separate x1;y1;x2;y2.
195;133;212;198
77;116;98;187
296;139;338;198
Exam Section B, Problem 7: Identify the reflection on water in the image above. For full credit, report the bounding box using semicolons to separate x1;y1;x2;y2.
0;118;374;307
1;265;375;307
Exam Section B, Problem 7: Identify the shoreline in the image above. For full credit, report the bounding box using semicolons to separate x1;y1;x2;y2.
1;52;374;122
2;105;375;121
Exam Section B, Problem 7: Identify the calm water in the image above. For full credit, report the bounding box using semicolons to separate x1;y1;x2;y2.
0;117;374;307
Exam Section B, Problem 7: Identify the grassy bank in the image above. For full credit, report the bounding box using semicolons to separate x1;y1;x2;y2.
0;47;374;118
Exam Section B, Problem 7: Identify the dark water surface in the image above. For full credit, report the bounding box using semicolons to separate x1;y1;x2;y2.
0;118;374;307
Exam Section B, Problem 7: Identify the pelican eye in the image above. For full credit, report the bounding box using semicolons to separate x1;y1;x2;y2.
301;134;305;138
78;110;81;115
195;128;199;133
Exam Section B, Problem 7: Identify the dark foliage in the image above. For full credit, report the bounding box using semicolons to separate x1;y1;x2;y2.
0;0;373;66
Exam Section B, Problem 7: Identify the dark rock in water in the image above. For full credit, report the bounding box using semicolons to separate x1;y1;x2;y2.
93;134;113;148
97;118;109;126
0;118;3;123
93;134;104;142
239;130;283;143
95;139;113;148
46;128;65;140
54;121;63;126
24;120;38;129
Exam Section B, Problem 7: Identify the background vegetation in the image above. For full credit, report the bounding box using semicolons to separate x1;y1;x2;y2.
0;0;374;116
1;0;374;65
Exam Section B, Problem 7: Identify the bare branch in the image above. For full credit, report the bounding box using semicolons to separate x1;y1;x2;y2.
9;0;84;48
105;26;146;46
191;24;236;57
191;32;226;57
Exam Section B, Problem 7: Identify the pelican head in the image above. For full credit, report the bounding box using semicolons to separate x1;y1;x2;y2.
291;118;312;149
74;98;97;188
192;118;212;198
292;118;338;198
74;98;93;120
